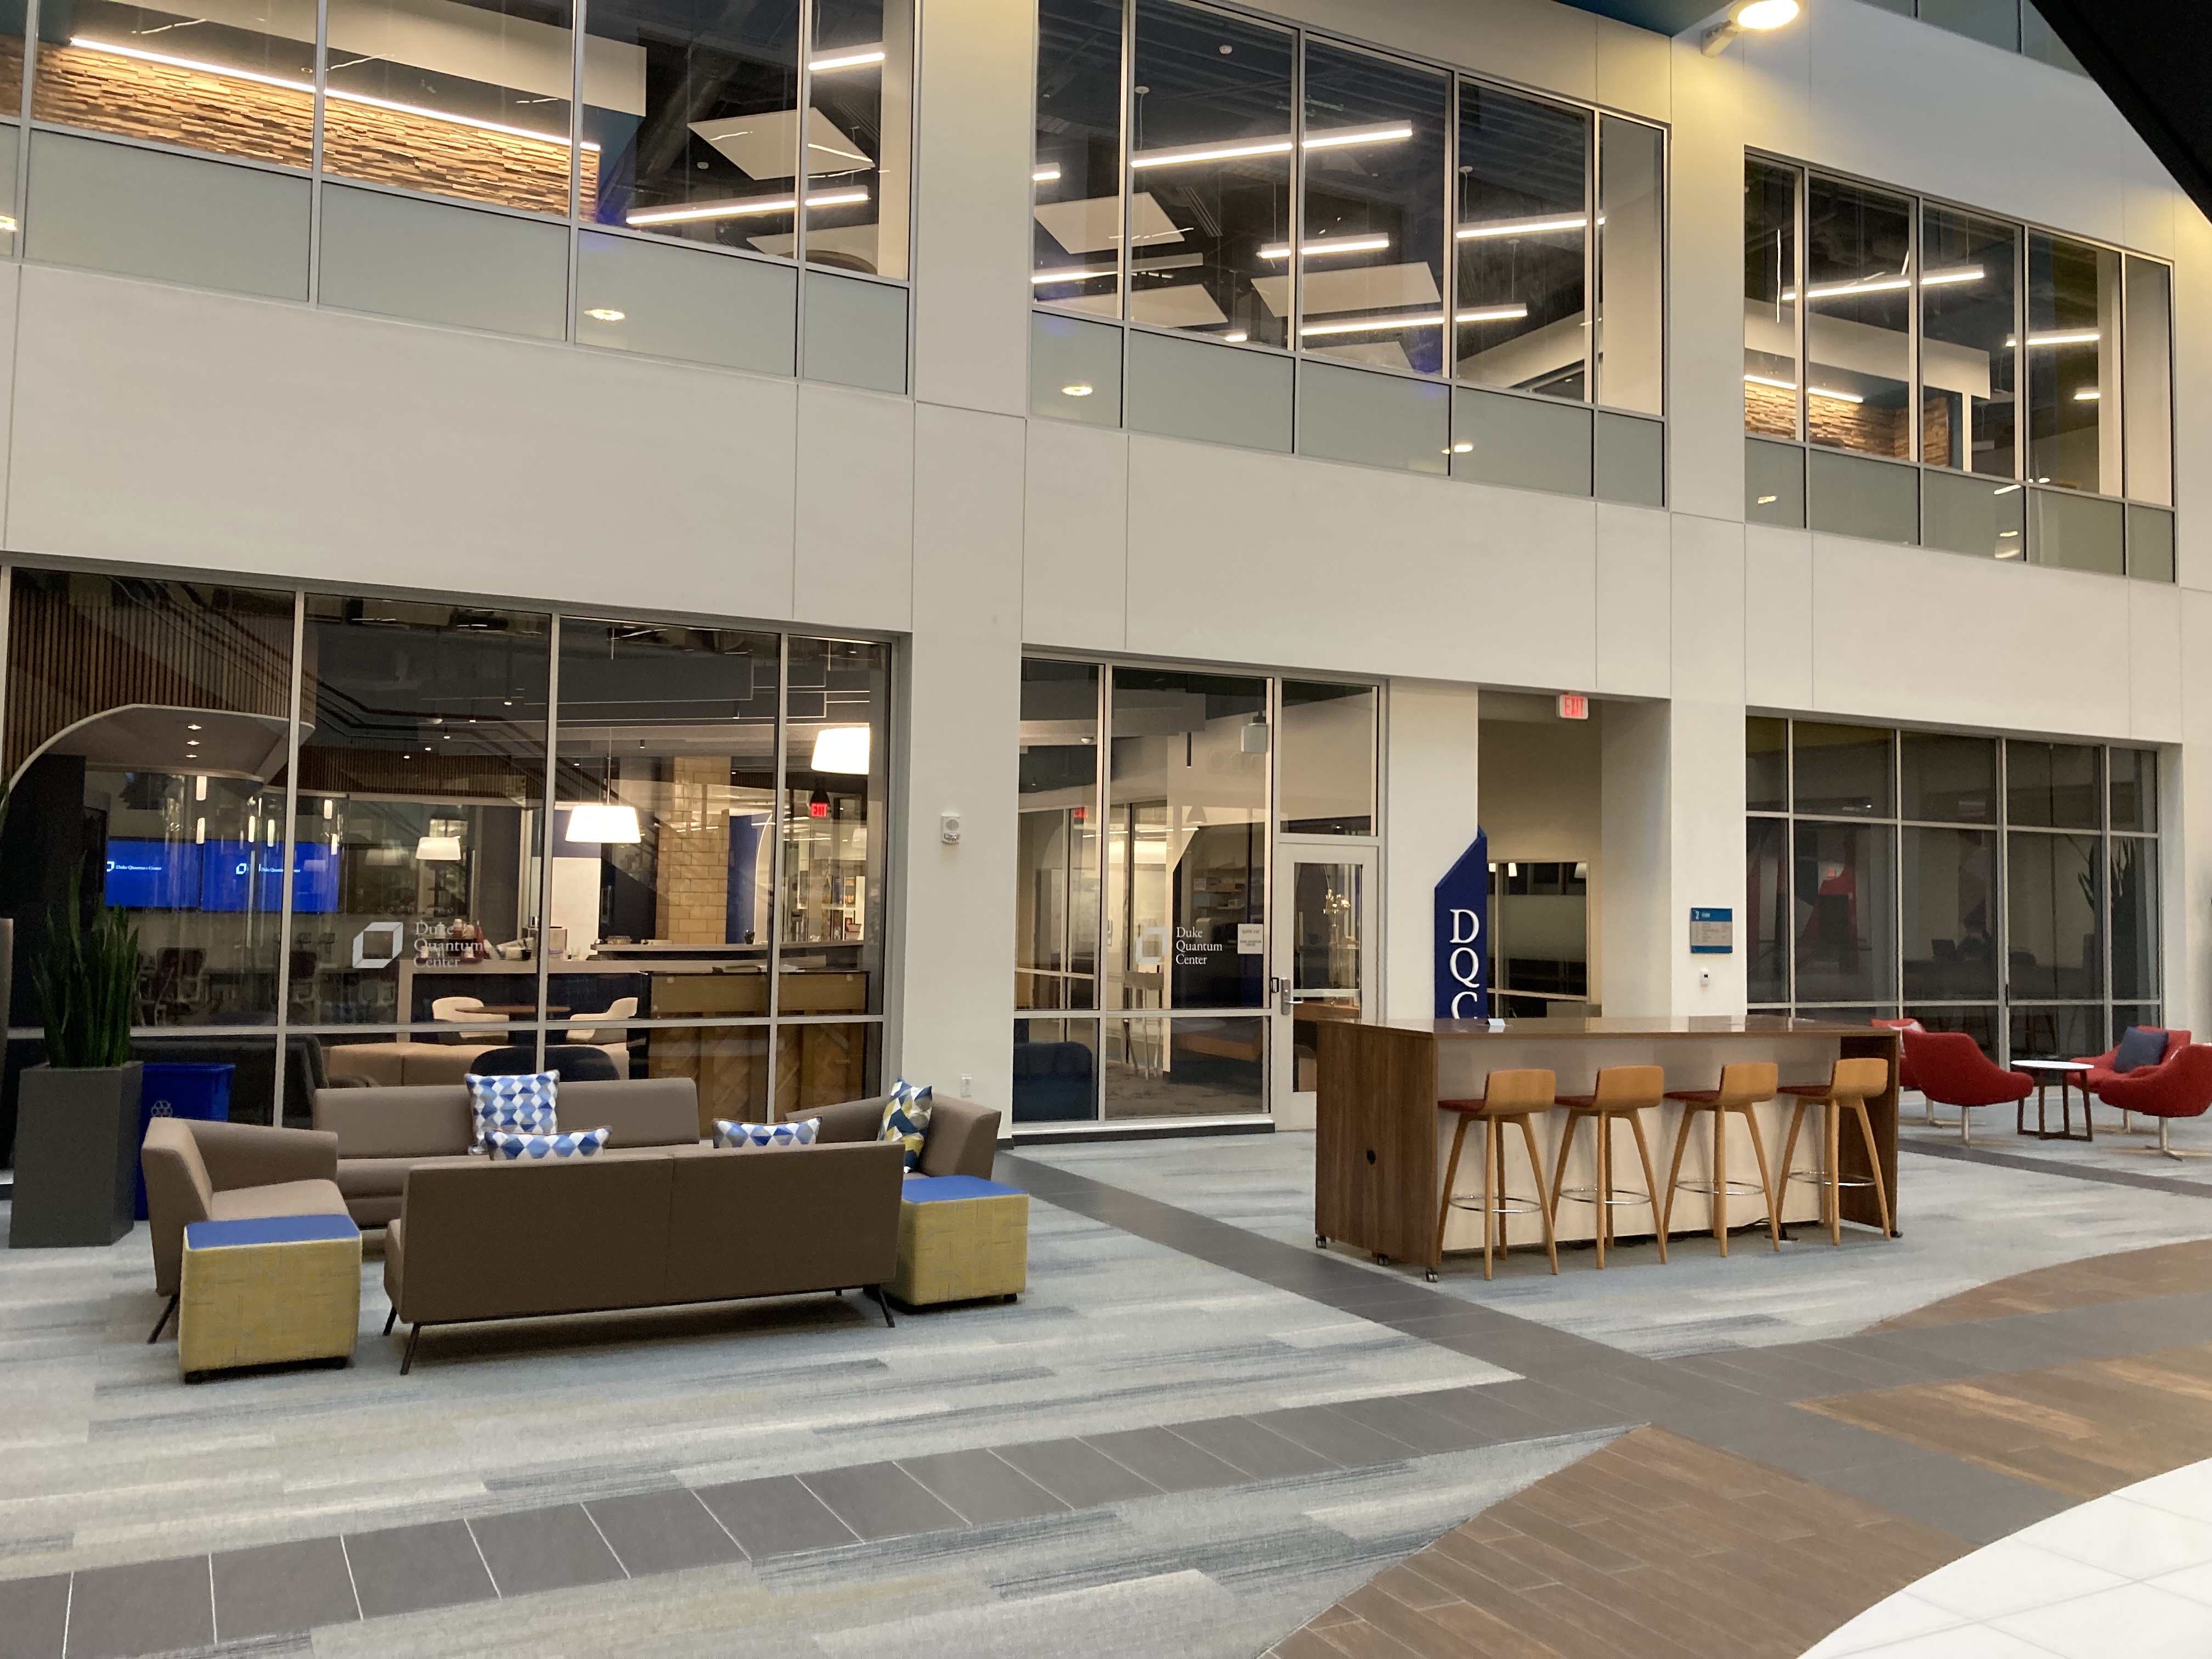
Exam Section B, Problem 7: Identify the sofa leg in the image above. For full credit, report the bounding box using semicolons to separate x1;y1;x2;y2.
400;1324;422;1375
866;1286;895;1328
383;1307;397;1336
148;1295;178;1344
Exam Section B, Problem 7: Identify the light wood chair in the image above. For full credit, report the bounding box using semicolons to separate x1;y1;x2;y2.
1549;1065;1668;1269
1433;1068;1559;1282
1777;1056;1894;1245
1662;1061;1782;1256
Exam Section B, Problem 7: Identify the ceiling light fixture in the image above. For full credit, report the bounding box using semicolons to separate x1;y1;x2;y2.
2005;330;2101;347
808;46;885;71
1455;213;1588;241
415;834;464;862
1784;266;1984;300
1032;263;1117;285
1447;441;1474;453
811;726;872;774
626;187;868;227
1257;234;1391;259
2074;387;2101;400
584;307;625;321
1702;0;1800;54
1222;330;1248;342
1131;120;1411;171
1743;372;1863;404
566;803;643;844
1455;303;1531;323
1062;383;1095;397
1032;165;1061;183
186;723;203;731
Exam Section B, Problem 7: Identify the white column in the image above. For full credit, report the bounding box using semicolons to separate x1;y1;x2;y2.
1383;679;1482;1023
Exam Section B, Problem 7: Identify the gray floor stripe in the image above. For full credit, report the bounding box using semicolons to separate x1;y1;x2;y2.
1901;1135;2212;1197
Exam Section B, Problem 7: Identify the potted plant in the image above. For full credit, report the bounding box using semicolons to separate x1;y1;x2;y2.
8;868;142;1248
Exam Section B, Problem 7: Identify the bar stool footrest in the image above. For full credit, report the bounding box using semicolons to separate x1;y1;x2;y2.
1555;1186;1654;1208
1447;1193;1547;1217
1673;1177;1770;1198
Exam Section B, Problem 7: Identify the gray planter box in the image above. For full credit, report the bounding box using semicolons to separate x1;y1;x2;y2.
9;1062;142;1248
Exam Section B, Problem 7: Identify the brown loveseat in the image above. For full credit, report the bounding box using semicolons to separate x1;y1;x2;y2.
314;1082;1003;1226
313;1078;701;1226
382;1137;906;1372
139;1119;350;1342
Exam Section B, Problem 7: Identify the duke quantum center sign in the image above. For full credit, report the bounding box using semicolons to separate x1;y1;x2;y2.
1434;830;1490;1020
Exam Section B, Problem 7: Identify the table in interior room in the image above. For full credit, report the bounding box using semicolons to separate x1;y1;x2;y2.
1315;1018;1902;1276
2015;1059;2095;1142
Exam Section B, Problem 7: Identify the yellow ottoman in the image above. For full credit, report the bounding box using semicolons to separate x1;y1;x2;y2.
179;1215;362;1382
890;1177;1028;1306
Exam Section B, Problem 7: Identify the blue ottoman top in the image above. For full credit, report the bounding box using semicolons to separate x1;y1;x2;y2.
901;1176;1024;1204
186;1215;362;1249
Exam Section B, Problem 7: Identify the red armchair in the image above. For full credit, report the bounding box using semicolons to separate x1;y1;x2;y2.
2074;1028;2191;1097
1871;1019;1927;1108
2095;1045;2212;1159
1904;1031;2030;1145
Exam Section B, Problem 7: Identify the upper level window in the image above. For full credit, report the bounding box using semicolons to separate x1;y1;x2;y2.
1035;0;1663;416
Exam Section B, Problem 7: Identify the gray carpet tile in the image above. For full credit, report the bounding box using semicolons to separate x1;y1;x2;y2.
210;1536;358;1642
340;1521;495;1620
60;1555;210;1659
1081;1427;1245;1493
0;1573;68;1659
800;1462;965;1541
1166;1416;1339;1480
582;1491;742;1576
467;1503;625;1596
993;1439;1162;1508
693;1476;856;1558
895;1449;1068;1525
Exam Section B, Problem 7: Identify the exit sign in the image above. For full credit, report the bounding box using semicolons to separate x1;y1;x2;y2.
1558;694;1589;720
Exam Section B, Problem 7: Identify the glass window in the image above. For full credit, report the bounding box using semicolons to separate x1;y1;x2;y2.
1922;470;2025;560
1804;175;1913;456
1103;1014;1265;1116
1018;659;1101;1011
1032;0;1125;318
776;1019;877;1114
3;572;296;1031
2006;741;2100;830
2124;256;2172;505
803;270;907;392
2111;749;2157;833
1746;817;1789;1003
1294;42;1447;374
293;596;549;1030
1906;1006;1999;1059
575;232;798;375
1128;0;1294;346
1594;116;1662;416
2029;487;2124;575
323;0;577;215
1497;860;1587;998
1031;311;1124;424
1745;437;1805;526
781;637;888;1018
1920;206;2018;476
1125;328;1292;450
2129;505;2176;584
0;0;21;120
1808;450;1918;545
2022;3;2084;72
2006;832;2101;1000
2027;232;2121;495
1792;821;1897;1005
318;186;569;341
642;1023;768;1126
552;620;779;1033
1793;722;1892;818
1453;83;1587;398
1299;362;1447;473
1902;827;1997;1000
584;0;798;249
1104;667;1266;1012
1919;0;2019;50
1593;411;1664;507
1743;157;1799;438
1278;681;1376;834
1014;1016;1099;1121
1746;719;1787;812
33;0;313;168
1452;388;1591;496
1900;732;1995;823
800;0;911;278
2011;1004;2102;1063
2111;836;2157;1003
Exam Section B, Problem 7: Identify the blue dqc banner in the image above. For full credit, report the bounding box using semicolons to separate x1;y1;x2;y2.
1434;830;1490;1020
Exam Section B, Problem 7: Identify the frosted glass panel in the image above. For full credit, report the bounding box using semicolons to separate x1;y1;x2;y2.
575;234;796;374
319;185;568;338
1921;468;2024;561
803;270;907;392
1594;411;1663;506
25;130;308;300
1808;448;1916;544
1299;362;1447;474
1030;311;1122;426
1450;386;1589;495
1125;330;1291;452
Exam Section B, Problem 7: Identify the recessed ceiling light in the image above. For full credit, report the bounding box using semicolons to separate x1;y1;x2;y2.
1062;383;1094;397
1757;494;1778;504
185;739;200;747
1447;441;1473;453
186;723;203;731
1735;0;1799;27
585;307;625;321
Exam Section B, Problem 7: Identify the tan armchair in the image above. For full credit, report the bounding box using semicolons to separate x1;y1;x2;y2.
140;1119;348;1342
804;1094;1003;1181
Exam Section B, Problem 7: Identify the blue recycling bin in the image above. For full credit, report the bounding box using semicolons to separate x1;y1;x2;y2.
136;1063;234;1220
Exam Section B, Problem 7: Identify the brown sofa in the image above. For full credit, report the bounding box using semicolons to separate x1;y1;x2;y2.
140;1118;350;1342
382;1137;906;1372
806;1095;1003;1180
312;1078;701;1227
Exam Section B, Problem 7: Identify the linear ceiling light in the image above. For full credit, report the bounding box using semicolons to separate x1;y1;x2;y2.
1456;303;1531;323
1785;266;1985;301
1032;264;1116;284
1257;235;1391;259
627;187;868;226
1295;307;1524;339
71;36;597;150
1744;373;1864;404
2006;329;2101;346
1455;213;1588;240
1131;121;1411;171
809;46;885;71
1032;165;1061;183
2074;387;2101;400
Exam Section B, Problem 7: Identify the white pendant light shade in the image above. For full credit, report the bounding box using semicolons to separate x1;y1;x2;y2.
567;803;644;844
415;835;464;862
811;726;872;775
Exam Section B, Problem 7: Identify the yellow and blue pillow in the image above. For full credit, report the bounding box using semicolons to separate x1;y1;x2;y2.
465;1070;558;1148
878;1080;934;1170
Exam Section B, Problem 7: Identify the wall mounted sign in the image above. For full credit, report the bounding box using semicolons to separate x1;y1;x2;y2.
1690;907;1734;955
1557;693;1589;720
1434;828;1490;1019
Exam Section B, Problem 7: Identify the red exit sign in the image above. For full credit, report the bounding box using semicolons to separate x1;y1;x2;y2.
1558;694;1589;720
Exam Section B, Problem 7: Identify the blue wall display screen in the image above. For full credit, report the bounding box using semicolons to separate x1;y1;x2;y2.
104;839;340;913
104;841;202;910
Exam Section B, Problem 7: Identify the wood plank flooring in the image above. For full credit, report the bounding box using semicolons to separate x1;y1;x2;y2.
1875;1237;2212;1331
1263;1427;1969;1659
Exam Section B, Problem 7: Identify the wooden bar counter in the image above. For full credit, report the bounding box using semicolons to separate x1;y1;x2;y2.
1315;1017;1901;1273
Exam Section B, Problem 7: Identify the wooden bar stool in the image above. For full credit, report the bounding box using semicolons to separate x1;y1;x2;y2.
1549;1065;1668;1269
1662;1061;1781;1256
1432;1069;1559;1282
1777;1057;1894;1245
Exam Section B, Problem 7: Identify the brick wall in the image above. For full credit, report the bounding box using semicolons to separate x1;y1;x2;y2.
1744;376;1950;464
654;757;733;945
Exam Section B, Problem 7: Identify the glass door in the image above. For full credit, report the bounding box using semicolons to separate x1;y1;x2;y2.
1272;845;1375;1126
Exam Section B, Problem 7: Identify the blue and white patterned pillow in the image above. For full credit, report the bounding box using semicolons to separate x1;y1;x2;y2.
486;1125;610;1161
878;1080;933;1170
713;1117;821;1150
466;1071;558;1147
